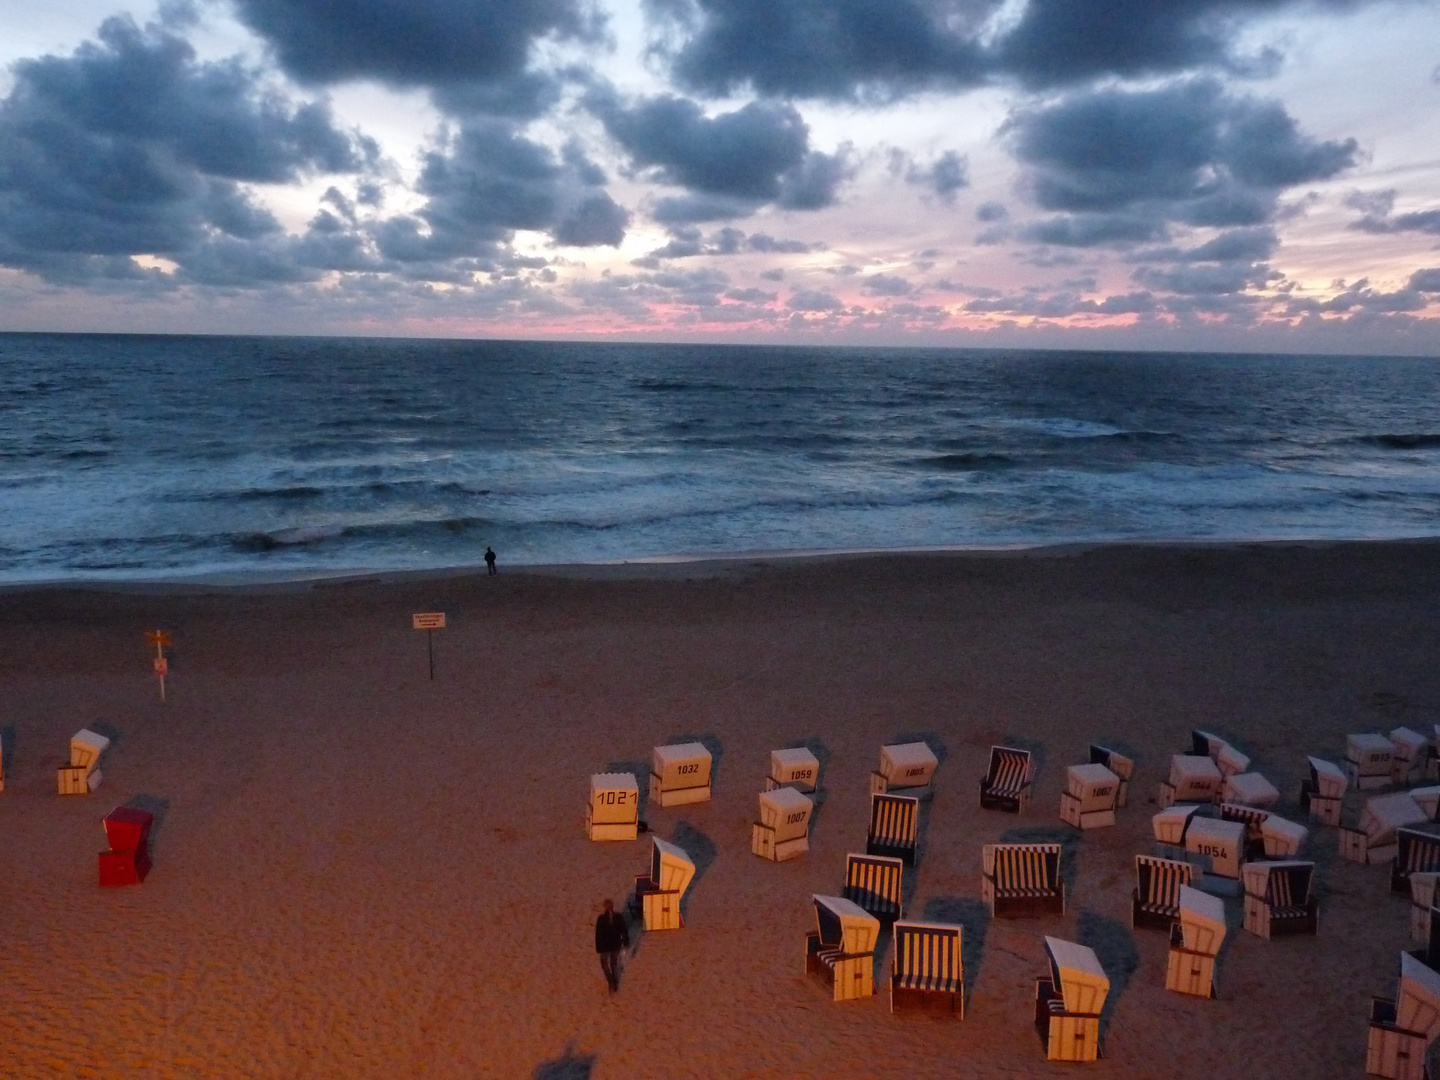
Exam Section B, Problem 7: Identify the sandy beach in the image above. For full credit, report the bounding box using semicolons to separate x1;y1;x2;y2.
3;539;1440;1079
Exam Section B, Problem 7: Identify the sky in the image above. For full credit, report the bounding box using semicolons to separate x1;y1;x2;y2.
1;0;1439;352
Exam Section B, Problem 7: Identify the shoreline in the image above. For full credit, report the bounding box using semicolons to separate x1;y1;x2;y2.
4;532;1440;595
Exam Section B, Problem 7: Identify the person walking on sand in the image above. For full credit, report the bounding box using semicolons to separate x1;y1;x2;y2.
595;898;630;993
484;547;497;575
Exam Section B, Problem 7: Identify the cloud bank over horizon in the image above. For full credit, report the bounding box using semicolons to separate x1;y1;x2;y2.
0;0;1438;351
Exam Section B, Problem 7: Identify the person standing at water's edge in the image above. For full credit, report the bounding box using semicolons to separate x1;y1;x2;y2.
484;547;497;575
595;898;630;993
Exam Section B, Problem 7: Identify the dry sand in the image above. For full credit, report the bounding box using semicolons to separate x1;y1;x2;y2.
3;540;1440;1079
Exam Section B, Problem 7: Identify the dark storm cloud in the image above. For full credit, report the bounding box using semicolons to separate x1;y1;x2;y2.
896;150;970;204
646;0;1371;102
229;0;599;89
963;289;1159;316
634;225;815;263
0;16;373;282
863;274;915;296
1132;261;1280;294
1412;268;1440;292
1347;190;1440;235
1007;78;1357;247
1283;278;1429;314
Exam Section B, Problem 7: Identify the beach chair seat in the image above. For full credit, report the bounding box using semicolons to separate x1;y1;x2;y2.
1034;937;1108;1062
870;741;938;798
1394;829;1440;895
983;843;1064;918
866;793;919;865
766;747;819;793
843;853;904;924
1349;733;1396;790
805;895;879;1002
1393;728;1431;786
1301;756;1348;826
587;772;639;841
649;742;712;807
979;746;1033;814
1166;885;1226;998
58;764;102;795
1133;854;1194;930
1366;952;1440;1080
1061;763;1119;830
1160;754;1221;808
1242;860;1318;939
890;920;964;1016
1088;744;1134;807
632;837;695;931
751;786;813;861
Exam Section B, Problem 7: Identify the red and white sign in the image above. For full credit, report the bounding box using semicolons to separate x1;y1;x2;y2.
153;657;169;676
412;612;446;630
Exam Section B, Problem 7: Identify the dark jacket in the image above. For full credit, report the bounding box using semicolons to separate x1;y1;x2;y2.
595;910;630;953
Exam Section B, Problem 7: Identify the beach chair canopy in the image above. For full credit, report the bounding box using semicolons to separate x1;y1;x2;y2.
1153;804;1199;844
880;742;939;787
1067;763;1119;810
1192;730;1227;759
1044;937;1109;1016
1410;786;1440;821
1169;754;1221;796
758;786;812;841
1398;951;1440;1041
1393;727;1429;761
1362;793;1429;844
649;838;695;896
1307;756;1348;799
1089;744;1134;781
1224;772;1280;807
1259;814;1309;857
102;806;153;853
1178;884;1227;955
70;728;110;770
1348;733;1394;772
652;743;712;789
813;894;880;955
769;747;819;789
1216;742;1251;776
1242;859;1314;904
1185;816;1245;878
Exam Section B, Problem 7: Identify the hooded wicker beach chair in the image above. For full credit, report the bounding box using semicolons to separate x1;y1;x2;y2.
983;842;1064;918
1088;744;1134;807
1166;885;1226;998
632;837;695;931
1367;952;1440;1080
805;894;880;1002
980;745;1034;814
870;741;939;798
1034;937;1109;1062
866;793;919;865
1343;792;1428;865
1394;829;1440;896
890;920;964;1016
1133;854;1194;930
1301;756;1348;826
843;853;904;924
1241;860;1318;939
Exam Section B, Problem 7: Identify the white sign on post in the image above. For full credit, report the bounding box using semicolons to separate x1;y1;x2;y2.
412;612;446;679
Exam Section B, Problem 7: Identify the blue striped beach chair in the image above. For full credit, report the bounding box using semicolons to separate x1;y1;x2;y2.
890;920;964;1016
867;793;919;865
844;852;905;924
979;746;1033;814
805;894;880;1002
982;842;1064;918
1132;854;1193;930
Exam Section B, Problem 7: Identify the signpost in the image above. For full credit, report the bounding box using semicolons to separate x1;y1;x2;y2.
145;629;172;701
412;613;446;680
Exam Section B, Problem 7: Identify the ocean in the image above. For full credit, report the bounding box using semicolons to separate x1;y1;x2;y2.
1;333;1438;583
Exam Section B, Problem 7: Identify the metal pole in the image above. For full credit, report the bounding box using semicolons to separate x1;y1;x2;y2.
427;629;435;681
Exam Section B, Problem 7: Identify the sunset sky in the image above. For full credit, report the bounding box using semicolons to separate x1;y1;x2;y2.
1;0;1439;351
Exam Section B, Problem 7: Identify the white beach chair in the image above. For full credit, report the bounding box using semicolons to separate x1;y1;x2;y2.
1088;744;1134;807
805;895;880;1002
890;920;963;1016
649;742;712;807
1191;729;1228;759
1394;829;1440;896
586;772;639;841
1216;742;1251;778
1343;792;1428;865
1349;733;1396;791
1367;952;1440;1080
1060;763;1119;830
982;843;1064;918
1166;885;1226;998
750;786;813;861
870;741;939;798
1222;772;1280;807
59;728;109;795
1185;815;1246;887
979;745;1034;813
1034;937;1108;1062
1260;814;1309;858
1411;786;1440;822
1132;854;1194;930
632;837;695;931
1242;860;1318;939
866;792;919;865
766;747;819;792
1301;756;1348;826
1152;804;1199;854
1159;754;1221;808
1393;728;1431;786
1411;873;1440;945
1219;801;1272;854
70;728;109;772
843;852;905;924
